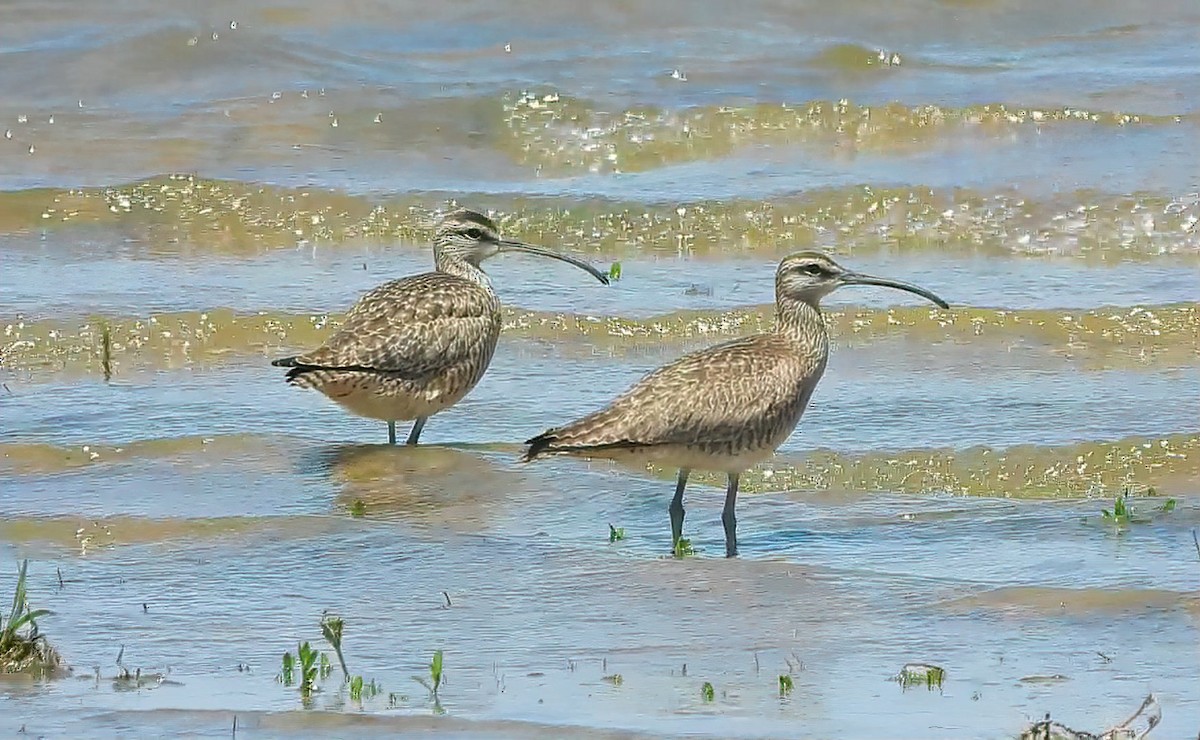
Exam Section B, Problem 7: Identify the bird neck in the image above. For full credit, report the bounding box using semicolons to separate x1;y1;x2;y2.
437;256;493;288
775;294;829;350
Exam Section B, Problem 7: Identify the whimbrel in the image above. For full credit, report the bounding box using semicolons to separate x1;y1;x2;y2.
521;252;948;557
273;209;610;444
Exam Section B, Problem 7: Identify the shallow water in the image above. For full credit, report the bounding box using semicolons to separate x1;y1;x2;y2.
2;0;1199;738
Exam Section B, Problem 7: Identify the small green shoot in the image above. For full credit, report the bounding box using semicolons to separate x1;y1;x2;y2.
608;524;626;543
279;652;295;685
2;560;50;648
430;649;443;694
319;612;351;680
673;537;694;558
411;649;445;713
296;641;321;695
608;262;622;281
349;499;367;517
778;674;794;696
1101;494;1131;523
348;674;381;702
1;560;59;675
1160;498;1177;513
317;612;382;704
701;681;715;702
100;322;113;381
414;649;444;701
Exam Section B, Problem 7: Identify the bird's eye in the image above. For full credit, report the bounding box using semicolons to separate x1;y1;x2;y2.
802;263;824;276
464;228;484;240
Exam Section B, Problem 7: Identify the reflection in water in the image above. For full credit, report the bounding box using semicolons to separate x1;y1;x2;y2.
310;444;522;531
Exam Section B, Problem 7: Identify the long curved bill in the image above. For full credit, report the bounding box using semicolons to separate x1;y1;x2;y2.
498;239;611;285
840;272;949;308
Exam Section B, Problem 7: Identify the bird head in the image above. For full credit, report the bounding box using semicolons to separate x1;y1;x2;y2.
433;209;610;284
775;252;948;308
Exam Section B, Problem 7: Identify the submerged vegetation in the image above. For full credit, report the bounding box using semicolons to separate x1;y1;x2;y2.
6;301;1197;377
670;433;1199;500
2;432;1193;503
778;674;795;697
13;173;1199;261
896;663;946;691
1;560;62;676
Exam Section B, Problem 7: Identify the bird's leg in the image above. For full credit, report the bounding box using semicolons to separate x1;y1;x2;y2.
669;468;690;550
722;473;740;558
405;417;428;446
387;421;397;445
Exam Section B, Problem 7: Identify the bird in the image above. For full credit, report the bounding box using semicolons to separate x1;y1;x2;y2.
521;251;948;557
272;208;610;445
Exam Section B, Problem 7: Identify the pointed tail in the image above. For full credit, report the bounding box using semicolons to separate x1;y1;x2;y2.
521;424;639;463
271;355;320;385
520;431;559;462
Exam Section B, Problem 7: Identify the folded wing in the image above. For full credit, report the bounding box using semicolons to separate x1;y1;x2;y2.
525;334;820;458
287;273;498;380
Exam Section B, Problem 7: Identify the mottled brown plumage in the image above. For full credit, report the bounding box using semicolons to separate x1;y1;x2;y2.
273;209;610;444
523;251;949;556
